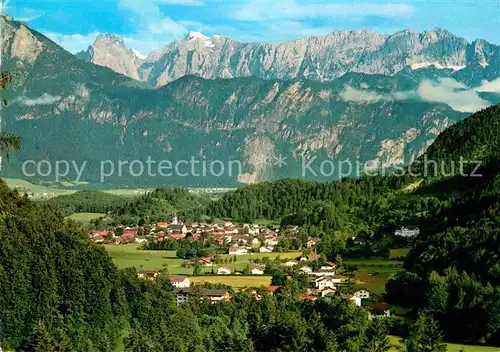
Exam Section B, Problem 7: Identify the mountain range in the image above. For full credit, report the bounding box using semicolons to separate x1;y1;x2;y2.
77;29;500;87
1;14;499;187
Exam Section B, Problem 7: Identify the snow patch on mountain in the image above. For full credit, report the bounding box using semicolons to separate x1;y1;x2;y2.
410;61;466;71
132;48;147;60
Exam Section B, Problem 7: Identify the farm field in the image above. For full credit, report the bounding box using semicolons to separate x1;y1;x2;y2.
104;244;300;275
344;258;403;267
66;212;106;223
389;248;410;259
345;256;404;295
5;178;77;199
389;336;499;352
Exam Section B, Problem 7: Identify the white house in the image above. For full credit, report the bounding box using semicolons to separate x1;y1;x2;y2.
341;294;362;307
354;289;370;299
259;246;273;253
170;276;190;288
228;247;248;255
394;226;420;237
251;237;260;245
265;238;279;247
299;266;313;274
330;276;342;284
314;277;336;289
217;266;232;275
310;270;337;277
251;268;265;275
307;239;317;248
284;260;298;267
320;287;337;297
320;262;336;271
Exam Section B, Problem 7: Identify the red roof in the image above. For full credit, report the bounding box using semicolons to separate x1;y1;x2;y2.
170;276;188;283
267;285;280;293
170;233;186;240
199;257;212;264
156;222;169;229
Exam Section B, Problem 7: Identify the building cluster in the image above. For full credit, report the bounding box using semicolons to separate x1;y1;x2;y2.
90;215;290;253
137;274;232;306
137;269;378;310
394;226;420;237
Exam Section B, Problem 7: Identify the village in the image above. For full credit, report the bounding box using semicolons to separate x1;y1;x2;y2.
90;214;304;253
89;215;396;321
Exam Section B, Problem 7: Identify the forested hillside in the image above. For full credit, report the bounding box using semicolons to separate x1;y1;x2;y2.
0;178;395;351
207;105;500;346
43;190;128;216
109;188;210;224
385;105;500;345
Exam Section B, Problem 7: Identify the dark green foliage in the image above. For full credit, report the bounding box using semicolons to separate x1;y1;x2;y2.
387;105;500;346
364;319;391;352
111;188;209;224
43;190;128;216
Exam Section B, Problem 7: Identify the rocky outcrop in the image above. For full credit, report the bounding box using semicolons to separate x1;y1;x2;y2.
76;34;145;80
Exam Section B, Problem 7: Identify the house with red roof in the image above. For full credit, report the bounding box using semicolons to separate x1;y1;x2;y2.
199;257;213;267
170;276;190;288
156;221;169;229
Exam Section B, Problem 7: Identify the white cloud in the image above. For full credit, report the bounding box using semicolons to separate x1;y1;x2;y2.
21;94;62;107
417;78;490;113
340;77;495;113
148;17;188;36
45;31;101;53
339;85;414;103
118;0;191;52
474;78;500;93
230;1;414;22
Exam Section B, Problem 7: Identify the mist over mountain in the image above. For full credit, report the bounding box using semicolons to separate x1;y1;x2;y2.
1;15;498;187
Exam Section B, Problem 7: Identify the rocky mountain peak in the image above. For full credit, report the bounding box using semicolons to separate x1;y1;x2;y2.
186;31;209;41
94;33;127;47
76;33;145;80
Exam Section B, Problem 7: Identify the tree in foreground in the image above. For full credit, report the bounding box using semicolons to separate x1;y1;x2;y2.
364;319;391;352
404;313;447;352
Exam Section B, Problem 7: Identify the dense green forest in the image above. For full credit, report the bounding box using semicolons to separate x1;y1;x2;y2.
109;188;210;224
43;190;128;217
44;188;209;225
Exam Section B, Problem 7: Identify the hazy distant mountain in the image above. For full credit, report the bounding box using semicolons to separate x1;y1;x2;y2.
76;29;499;87
1;15;498;187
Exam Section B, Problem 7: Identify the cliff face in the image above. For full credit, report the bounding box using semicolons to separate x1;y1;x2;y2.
1;16;497;187
77;29;499;87
76;34;145;81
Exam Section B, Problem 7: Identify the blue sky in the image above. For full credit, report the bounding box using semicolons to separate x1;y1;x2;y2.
4;0;500;54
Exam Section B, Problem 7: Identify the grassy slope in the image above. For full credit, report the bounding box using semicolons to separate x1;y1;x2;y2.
344;257;404;295
104;244;300;274
66;212;107;223
190;276;272;289
389;336;499;352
